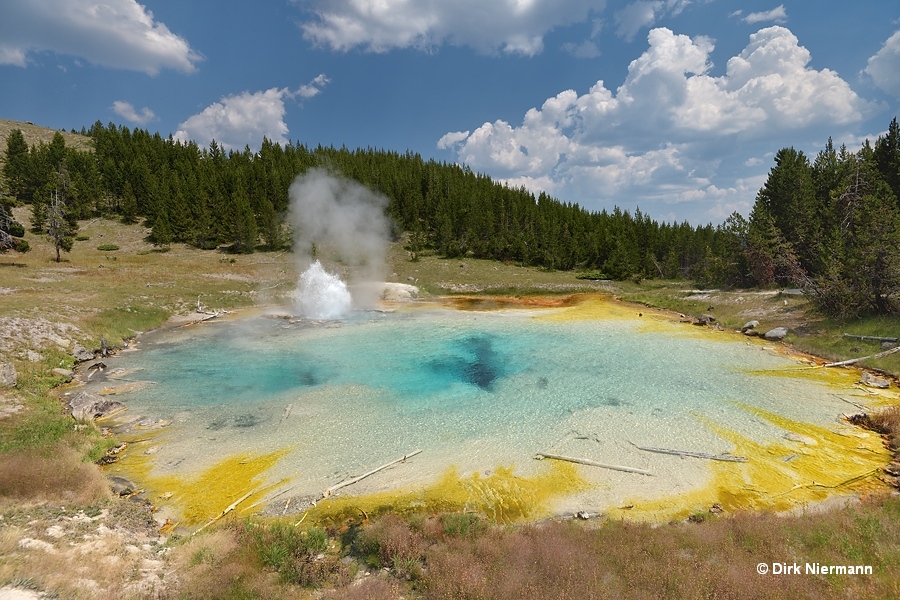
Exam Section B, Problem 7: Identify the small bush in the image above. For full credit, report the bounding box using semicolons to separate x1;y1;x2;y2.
440;512;486;538
354;514;425;578
96;244;119;251
249;522;345;587
869;405;900;449
75;235;90;241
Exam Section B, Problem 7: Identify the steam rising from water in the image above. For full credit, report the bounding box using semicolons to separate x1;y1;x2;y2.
288;169;390;318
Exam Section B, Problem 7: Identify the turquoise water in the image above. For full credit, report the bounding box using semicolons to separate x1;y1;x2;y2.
101;304;858;506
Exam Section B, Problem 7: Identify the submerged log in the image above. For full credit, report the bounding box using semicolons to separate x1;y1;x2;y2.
322;450;423;499
534;452;652;476
631;444;748;463
193;489;255;535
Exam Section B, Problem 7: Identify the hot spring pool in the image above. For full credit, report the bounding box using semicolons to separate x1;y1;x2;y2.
95;295;892;526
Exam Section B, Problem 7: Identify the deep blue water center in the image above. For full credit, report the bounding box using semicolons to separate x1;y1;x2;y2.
132;312;528;408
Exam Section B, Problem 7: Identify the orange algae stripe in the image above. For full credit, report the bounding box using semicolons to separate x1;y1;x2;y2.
445;295;582;311
304;461;587;526
613;406;889;522
537;294;659;322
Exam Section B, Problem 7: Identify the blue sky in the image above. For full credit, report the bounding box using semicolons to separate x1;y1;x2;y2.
1;1;899;224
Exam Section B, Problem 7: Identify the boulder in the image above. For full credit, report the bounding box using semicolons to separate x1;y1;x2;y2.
693;314;716;326
0;362;16;388
51;368;74;380
72;344;94;362
68;391;125;421
741;320;759;332
861;372;890;389
763;327;788;341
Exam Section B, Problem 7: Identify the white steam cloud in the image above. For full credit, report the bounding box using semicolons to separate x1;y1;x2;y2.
288;169;391;314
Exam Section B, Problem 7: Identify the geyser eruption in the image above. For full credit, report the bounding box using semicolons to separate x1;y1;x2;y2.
288;169;390;319
297;260;352;319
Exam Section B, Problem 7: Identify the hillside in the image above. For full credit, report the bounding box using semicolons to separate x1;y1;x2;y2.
0;119;92;171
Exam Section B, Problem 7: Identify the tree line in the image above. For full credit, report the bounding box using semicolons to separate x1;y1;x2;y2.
2;117;899;317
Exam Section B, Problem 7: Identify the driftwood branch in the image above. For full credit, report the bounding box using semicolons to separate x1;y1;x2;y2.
322;450;422;499
193;489;255;535
842;333;899;343
824;344;900;367
631;443;748;463
534;452;652;476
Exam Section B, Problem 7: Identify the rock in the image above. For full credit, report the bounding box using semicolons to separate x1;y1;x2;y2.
380;282;420;302
741;320;759;332
51;367;74;380
693;314;716;326
763;327;788;341
69;391;125;421
743;329;759;337
882;341;898;351
0;362;16;387
72;343;94;362
861;372;890;389
109;476;137;496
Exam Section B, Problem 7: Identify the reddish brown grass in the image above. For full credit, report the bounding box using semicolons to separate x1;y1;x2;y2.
349;498;900;600
0;446;109;504
869;405;900;449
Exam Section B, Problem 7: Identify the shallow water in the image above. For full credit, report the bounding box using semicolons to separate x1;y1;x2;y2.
97;296;891;524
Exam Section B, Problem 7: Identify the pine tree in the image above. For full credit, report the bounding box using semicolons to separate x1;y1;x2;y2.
3;129;29;202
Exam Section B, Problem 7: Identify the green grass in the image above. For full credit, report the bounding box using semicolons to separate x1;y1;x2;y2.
83;305;171;348
791;313;900;372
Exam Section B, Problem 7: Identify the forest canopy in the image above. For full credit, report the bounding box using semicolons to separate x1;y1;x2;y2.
3;117;900;317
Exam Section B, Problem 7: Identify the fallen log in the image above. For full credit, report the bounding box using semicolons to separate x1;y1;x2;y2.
631;444;748;463
824;344;900;367
534;452;652;476
193;489;255;535
842;333;899;343
322;450;422;499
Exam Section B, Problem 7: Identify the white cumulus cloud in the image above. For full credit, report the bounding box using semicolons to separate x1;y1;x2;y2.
741;5;787;25
293;0;605;56
297;73;331;99
112;101;156;125
439;26;872;221
174;88;294;152
865;30;900;100
0;0;201;74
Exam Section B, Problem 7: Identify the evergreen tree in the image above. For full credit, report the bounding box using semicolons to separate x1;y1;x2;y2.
3;129;29;202
0;190;26;252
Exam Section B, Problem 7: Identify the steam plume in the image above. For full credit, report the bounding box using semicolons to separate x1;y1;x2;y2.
288;169;390;315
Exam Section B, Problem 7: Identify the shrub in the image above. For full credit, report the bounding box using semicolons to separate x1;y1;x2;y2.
75;235;90;241
440;512;486;538
248;522;345;587
869;405;900;449
96;244;119;251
